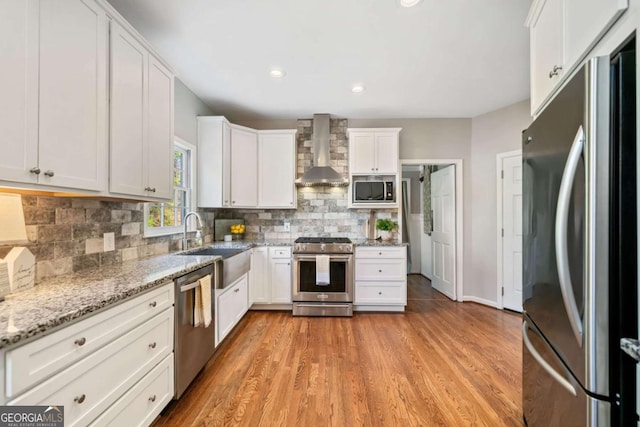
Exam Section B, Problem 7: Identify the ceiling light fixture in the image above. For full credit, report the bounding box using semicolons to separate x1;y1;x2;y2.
269;69;286;78
351;84;365;93
399;0;421;7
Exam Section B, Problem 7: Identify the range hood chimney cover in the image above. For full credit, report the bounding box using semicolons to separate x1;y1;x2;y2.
295;114;348;186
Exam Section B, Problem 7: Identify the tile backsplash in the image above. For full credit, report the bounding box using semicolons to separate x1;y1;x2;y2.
0;196;214;283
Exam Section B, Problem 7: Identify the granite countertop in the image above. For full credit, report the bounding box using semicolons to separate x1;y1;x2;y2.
0;253;220;350
621;338;640;363
352;239;407;247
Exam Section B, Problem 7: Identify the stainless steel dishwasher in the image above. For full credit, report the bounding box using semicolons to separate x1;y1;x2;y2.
174;264;216;399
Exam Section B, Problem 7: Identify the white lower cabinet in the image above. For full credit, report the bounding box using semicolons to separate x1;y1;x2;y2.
3;283;175;427
250;247;292;308
216;273;249;347
354;246;407;311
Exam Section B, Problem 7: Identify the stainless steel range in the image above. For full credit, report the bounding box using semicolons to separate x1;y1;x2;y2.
292;237;354;317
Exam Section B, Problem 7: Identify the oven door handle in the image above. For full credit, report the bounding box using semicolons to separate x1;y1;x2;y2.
293;255;352;261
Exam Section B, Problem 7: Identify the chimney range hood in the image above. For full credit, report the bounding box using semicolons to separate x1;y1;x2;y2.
295;114;348;187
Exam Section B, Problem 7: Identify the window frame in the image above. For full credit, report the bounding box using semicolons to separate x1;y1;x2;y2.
143;137;198;238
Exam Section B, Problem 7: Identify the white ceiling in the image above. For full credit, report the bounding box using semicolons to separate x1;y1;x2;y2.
107;0;531;121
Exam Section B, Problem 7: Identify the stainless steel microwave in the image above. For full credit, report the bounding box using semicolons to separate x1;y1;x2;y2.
353;181;394;202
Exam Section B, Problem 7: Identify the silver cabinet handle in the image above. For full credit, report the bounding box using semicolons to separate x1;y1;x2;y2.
74;394;86;404
523;321;577;396
144;187;151;191
232;201;236;204
74;337;86;346
149;342;157;349
379;252;382;255
149;301;157;308
29;167;41;175
378;292;382;295
555;126;585;346
149;395;156;402
549;65;563;78
43;170;54;177
224;200;229;204
234;288;239;293
378;270;382;273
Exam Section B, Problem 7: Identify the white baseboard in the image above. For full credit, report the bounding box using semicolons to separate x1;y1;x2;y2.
462;296;498;308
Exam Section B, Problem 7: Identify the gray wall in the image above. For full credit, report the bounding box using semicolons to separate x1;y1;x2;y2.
469;100;531;303
174;79;216;144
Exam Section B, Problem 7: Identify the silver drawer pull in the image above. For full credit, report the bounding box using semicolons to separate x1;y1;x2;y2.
149;342;157;349
43;170;54;177
379;252;382;255
149;395;156;402
29;167;41;175
74;337;86;346
378;292;383;295
378;270;382;273
234;288;240;293
74;394;86;404
149;301;157;308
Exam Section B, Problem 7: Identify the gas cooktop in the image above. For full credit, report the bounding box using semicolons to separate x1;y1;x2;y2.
294;237;352;244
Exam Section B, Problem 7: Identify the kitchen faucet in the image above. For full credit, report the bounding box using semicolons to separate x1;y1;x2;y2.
183;211;203;250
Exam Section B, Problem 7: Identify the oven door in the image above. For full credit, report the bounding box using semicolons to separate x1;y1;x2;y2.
292;254;353;302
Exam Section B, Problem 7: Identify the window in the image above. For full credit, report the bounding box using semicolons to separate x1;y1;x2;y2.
144;138;197;237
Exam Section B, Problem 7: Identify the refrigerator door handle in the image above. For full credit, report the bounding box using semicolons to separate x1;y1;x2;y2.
554;125;585;346
523;321;578;397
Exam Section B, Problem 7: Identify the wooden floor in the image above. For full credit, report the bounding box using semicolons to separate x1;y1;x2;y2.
154;275;523;426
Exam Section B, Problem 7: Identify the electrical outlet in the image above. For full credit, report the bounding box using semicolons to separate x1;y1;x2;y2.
283;222;290;232
103;232;115;252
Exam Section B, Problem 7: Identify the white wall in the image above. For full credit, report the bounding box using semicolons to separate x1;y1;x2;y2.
174;78;216;144
468;100;531;303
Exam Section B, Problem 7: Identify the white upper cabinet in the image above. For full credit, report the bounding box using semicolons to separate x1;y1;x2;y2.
527;0;628;115
529;0;564;114
230;127;258;208
258;131;297;208
110;21;174;200
0;0;108;191
348;129;400;175
198;117;296;209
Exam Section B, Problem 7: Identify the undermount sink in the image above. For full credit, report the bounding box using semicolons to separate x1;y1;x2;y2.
176;247;251;289
180;247;246;259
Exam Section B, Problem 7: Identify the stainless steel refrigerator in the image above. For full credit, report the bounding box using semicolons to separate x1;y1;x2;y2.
522;40;637;426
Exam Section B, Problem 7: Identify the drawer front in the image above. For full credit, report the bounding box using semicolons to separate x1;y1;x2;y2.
355;284;405;305
9;309;173;427
6;283;174;398
355;259;405;281
269;247;291;259
355;246;406;259
90;354;174;427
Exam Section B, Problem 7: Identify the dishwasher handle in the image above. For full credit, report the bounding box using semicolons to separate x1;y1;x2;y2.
180;281;201;293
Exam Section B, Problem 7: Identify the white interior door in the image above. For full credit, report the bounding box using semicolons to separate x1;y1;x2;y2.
501;154;523;311
431;166;456;300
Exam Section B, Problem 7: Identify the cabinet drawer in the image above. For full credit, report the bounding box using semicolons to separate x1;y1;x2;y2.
355;284;405;305
8;309;173;427
90;354;174;427
355;259;405;281
269;247;291;258
356;246;406;259
6;283;173;399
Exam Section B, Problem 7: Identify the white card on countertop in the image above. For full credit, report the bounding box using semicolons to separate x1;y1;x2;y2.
5;247;35;294
0;261;9;300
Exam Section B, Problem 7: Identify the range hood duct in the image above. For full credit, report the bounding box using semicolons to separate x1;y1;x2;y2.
295;114;348;186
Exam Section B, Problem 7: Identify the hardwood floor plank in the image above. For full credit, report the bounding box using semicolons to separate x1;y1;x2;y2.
153;276;523;426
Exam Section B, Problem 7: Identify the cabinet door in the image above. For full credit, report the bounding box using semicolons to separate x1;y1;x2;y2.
0;0;39;184
217;287;236;345
564;0;628;68
349;133;376;174
250;248;270;304
230;128;258;207
530;0;564;113
259;133;296;208
270;258;292;303
374;133;398;174
147;57;174;200
110;22;147;197
222;122;232;207
38;0;107;191
235;275;248;321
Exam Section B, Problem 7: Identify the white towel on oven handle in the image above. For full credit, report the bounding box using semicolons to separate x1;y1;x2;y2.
316;255;330;285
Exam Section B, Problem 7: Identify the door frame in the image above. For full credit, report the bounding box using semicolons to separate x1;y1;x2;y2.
496;149;522;310
400;158;464;302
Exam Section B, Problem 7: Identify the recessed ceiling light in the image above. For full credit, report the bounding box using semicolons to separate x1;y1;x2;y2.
351;85;365;93
270;69;286;78
399;0;421;7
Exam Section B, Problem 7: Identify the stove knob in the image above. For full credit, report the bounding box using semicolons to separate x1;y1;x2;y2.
302;245;306;252
338;245;344;252
320;244;326;252
295;244;300;252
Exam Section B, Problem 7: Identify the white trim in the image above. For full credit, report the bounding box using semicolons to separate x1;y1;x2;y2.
143;137;198;238
400;158;464;302
462;296;498;309
402;178;411;213
524;0;546;27
496;150;522;310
